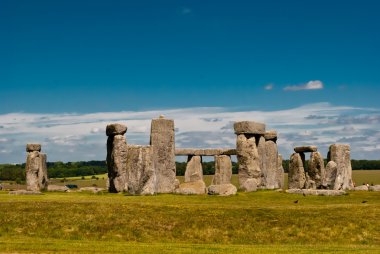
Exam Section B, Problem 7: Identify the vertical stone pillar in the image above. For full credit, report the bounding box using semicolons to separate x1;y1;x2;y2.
276;154;285;189
106;123;128;193
288;152;306;189
307;152;325;189
25;144;48;191
257;136;266;187
234;121;265;192
263;131;278;189
327;144;354;190
150;115;176;193
212;155;232;185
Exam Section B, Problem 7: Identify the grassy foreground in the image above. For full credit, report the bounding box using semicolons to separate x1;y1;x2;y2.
0;190;379;253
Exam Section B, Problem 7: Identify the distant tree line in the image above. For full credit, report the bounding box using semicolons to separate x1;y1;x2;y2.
1;159;380;181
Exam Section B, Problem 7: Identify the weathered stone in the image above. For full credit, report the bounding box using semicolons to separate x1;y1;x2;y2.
368;185;380;191
106;123;127;136
126;145;156;195
288;153;306;189
47;185;69;192
323;161;337;189
185;155;204;182
26;143;41;152
328;144;354;190
263;140;278;189
234;121;266;135
208;184;237;196
241;178;258;192
236;134;261;191
276;154;285;189
212;155;232;185
286;189;346;196
264;130;277;141
175;180;207;195
307;152;325;189
257;136;266;187
354;185;369;191
107;134;128;193
79;187;105;193
175;148;236;156
26;151;48;191
294;146;317;153
9;190;42;195
150;117;176;193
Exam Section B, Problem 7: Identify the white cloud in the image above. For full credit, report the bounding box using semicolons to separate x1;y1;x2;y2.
264;84;273;90
0;102;379;163
284;80;324;91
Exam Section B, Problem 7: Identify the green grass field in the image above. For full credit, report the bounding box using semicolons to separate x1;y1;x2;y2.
0;189;379;253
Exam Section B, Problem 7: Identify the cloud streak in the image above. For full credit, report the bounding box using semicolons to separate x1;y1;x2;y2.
284;80;324;91
0;102;379;163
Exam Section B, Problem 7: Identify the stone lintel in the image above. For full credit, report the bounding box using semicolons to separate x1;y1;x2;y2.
294;146;317;153
175;148;236;156
234;121;266;135
106;123;127;136
26;144;41;152
264;130;277;141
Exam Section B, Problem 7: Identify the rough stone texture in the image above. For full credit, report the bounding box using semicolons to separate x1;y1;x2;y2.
257;136;266;187
106;123;127;136
294;146;317;153
185;155;204;183
150;117;176;193
307;152;325;189
175;148;236;156
236;134;261;191
208;184;237;196
264;130;277;141
175;180;207;195
263;140;278;189
26;151;48;191
369;185;380;191
79;187;105;193
212;155;232;185
286;189;346;196
276;154;285;189
288;153;306;189
9;190;42;195
26;144;41;152
328;144;354;190
47;185;69;192
234;121;266;135
126;145;156;195
354;185;369;191
107;134;128;193
323;161;337;189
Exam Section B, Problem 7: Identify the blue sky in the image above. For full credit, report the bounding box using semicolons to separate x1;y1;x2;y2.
1;0;380;162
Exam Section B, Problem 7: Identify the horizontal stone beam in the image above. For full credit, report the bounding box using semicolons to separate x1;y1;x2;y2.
175;148;237;156
294;146;317;153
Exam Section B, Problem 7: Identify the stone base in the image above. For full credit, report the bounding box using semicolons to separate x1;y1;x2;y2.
369;185;380;191
208;184;237;196
286;189;346;196
9;190;42;195
175;180;207;195
47;185;69;192
354;185;369;191
240;178;258;192
79;187;105;193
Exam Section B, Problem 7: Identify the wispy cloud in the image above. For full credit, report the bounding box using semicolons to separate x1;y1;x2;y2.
0;103;379;163
264;84;273;90
284;80;324;91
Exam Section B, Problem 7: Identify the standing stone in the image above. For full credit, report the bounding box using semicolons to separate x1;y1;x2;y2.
263;140;278;189
307;152;325;189
328;144;354;190
276;154;285;189
25;144;48;191
288;153;306;189
126;145;156;195
150;117;176;193
323;161;337;189
184;155;204;182
236;134;261;191
106;124;128;193
212;155;232;185
257;136;266;187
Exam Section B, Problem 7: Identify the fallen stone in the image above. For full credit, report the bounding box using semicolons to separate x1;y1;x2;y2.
79;187;105;193
47;185;69;192
208;184;237;196
264;130;277;141
294;146;317;153
354;185;369;191
175;148;237;156
107;134;128;193
212;155;232;185
328;144;354;190
175;180;207;195
150;117;176;193
240;178;258;192
9;190;42;195
234;121;266;135
323;161;337;189
126;145;156;195
368;185;380;191
106;123;127;136
288;153;306;189
307;152;325;189
185;155;204;182
286;189;346;196
26;144;41;152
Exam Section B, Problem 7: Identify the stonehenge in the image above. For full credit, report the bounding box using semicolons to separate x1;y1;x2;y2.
25;144;48;191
